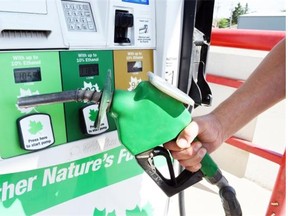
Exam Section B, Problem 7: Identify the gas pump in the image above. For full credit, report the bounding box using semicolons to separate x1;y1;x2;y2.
0;0;170;215
1;0;240;215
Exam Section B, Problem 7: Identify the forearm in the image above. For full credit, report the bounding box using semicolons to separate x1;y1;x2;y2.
212;38;286;141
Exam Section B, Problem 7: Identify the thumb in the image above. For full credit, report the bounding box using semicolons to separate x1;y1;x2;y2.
176;121;199;148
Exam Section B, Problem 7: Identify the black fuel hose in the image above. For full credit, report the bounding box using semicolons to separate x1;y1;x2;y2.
220;186;242;216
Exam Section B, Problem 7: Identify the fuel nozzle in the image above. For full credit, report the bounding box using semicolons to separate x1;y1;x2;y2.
17;89;102;108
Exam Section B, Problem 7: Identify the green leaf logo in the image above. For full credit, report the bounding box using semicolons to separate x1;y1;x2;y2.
93;208;116;216
126;206;148;216
93;204;152;216
82;81;100;92
29;120;43;135
93;208;105;216
89;109;98;121
107;210;116;216
17;88;40;114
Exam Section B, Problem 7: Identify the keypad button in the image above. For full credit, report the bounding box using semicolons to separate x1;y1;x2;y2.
62;1;96;32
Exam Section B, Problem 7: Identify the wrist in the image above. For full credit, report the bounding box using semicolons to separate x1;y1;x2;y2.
210;111;226;142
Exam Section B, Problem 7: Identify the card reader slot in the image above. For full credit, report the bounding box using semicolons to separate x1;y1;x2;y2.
0;29;51;39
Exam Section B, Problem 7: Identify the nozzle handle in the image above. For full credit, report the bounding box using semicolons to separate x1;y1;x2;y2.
136;146;204;197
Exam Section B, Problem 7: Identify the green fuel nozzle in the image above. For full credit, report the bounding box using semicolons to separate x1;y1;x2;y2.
110;80;219;189
110;81;192;156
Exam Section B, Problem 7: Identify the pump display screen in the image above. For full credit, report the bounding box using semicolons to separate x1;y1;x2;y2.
127;61;142;73
79;64;99;77
14;67;42;83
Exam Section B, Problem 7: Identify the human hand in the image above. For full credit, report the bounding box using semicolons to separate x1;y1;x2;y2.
164;114;224;172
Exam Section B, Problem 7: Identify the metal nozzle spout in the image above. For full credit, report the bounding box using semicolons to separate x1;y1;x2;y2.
17;89;102;108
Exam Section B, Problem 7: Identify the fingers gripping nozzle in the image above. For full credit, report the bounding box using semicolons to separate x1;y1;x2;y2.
17;89;102;108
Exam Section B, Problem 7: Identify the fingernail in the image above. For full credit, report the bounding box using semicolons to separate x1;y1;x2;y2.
177;138;189;148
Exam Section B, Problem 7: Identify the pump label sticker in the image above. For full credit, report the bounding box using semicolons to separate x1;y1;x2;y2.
122;0;149;5
81;104;109;135
136;18;152;45
17;114;54;150
11;54;41;68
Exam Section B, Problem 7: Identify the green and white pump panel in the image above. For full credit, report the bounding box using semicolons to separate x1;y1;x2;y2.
0;0;184;215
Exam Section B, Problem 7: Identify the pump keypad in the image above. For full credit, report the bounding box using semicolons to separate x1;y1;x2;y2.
62;1;96;32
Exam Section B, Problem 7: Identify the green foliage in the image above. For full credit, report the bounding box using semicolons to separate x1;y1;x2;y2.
232;2;249;25
218;18;229;28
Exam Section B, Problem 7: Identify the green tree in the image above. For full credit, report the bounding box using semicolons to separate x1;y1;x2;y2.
231;2;249;25
218;18;229;28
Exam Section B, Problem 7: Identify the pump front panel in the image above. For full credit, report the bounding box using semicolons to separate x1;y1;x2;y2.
114;49;154;90
0;0;172;215
60;50;116;142
0;51;67;158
